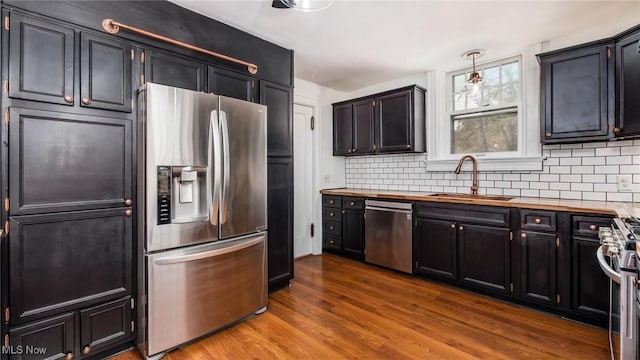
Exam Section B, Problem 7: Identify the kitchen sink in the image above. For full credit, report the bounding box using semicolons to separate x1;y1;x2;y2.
428;193;514;201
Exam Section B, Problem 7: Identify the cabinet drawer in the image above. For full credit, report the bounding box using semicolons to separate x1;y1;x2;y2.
80;296;132;357
323;235;342;251
342;197;364;210
521;210;556;232
323;207;341;221
9;312;75;360
573;215;613;239
415;202;510;228
323;220;342;236
323;195;341;208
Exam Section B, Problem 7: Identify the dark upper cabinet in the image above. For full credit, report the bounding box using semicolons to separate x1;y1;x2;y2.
79;297;132;357
267;158;293;290
9;208;132;325
342;209;364;259
144;48;207;91
209;66;256;102
353;99;375;153
332;85;425;156
9;313;75;360
8;12;74;105
333;103;353;155
615;27;640;137
518;231;558;307
414;217;458;281
261;81;293;157
9;108;132;215
458;223;511;295
538;40;614;143
80;32;132;112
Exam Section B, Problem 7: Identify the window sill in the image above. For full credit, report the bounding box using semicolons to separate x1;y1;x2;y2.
426;156;544;172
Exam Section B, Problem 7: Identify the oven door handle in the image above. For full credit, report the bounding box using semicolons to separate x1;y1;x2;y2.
596;246;621;284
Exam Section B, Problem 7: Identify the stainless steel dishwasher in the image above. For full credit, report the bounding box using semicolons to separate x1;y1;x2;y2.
364;200;413;273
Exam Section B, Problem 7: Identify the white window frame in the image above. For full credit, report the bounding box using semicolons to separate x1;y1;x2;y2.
426;44;543;172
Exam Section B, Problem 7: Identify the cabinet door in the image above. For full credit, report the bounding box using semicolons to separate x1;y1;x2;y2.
519;231;557;307
375;90;413;152
342;209;364;259
9;208;132;325
352;99;375;154
540;43;613;143
615;30;640;137
144;49;206;91
209;66;256;102
267;158;293;290
571;237;610;324
80;32;132;112
333;103;353;155
414;218;457;281
9;313;75;360
458;224;511;295
8;12;74;105
80;297;132;357
261;81;293;157
9;108;132;215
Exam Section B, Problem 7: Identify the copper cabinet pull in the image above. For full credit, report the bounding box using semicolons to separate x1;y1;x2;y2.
459;226;464;231
347;149;353;153
534;218;542;224
406;144;411;148
329;212;334;217
589;225;597;231
342;210;346;214
350;202;355;206
81;97;91;105
124;209;133;216
329;200;334;204
64;95;73;103
450;224;456;229
352;149;357;152
545;132;552;137
329;226;334;230
124;199;133;206
521;232;527;239
65;353;74;360
82;346;91;355
329;240;334;244
614;127;621;134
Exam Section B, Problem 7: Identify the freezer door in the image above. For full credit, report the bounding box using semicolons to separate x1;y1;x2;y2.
144;233;267;356
219;96;267;239
142;83;221;252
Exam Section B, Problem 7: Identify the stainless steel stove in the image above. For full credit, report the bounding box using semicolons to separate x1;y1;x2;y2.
598;217;638;360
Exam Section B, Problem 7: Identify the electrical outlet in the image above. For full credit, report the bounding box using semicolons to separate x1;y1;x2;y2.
323;174;331;183
617;175;633;192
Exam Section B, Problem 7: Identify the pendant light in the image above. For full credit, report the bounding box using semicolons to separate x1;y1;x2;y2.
279;0;336;11
464;50;484;85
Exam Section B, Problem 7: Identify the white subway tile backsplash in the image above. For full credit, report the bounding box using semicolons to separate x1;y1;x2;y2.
345;143;640;202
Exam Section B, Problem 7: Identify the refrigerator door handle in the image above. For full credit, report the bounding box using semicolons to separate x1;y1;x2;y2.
220;111;231;224
209;110;222;226
153;236;264;265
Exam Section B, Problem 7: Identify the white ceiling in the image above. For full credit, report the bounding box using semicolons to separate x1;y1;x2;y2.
170;0;640;92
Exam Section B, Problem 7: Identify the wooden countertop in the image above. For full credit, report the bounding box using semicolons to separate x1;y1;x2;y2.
320;188;636;217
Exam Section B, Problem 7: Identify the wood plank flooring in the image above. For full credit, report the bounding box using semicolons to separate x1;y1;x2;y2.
113;254;613;359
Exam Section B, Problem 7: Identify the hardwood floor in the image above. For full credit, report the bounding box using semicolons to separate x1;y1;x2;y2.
114;254;612;359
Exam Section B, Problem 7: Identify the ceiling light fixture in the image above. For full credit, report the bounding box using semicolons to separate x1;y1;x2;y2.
279;0;336;12
462;49;485;85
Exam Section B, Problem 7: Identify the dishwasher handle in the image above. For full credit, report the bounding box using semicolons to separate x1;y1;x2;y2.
365;206;412;215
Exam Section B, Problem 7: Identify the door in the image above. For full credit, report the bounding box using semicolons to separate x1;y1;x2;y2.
375;90;413;152
80;32;132;112
9;209;132;325
342;209;364;259
267;157;293;288
144;48;207;91
333;103;353;155
219;96;267;239
260;81;293;157
458;223;511;294
414;217;458;281
615;30;640;137
79;296;132;357
209;66;256;102
146;234;267;356
519;231;557;307
293;104;314;257
352;99;375;154
9;313;75;360
9;108;132;215
8;12;74;105
571;237;610;323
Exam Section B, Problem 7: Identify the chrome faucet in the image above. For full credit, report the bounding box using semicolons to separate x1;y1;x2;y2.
454;155;478;195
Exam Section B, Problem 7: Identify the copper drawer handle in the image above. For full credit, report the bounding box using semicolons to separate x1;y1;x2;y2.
350;202;355;206
534;218;542;224
82;346;91;355
589;225;597;231
329;226;334;230
450;224;456;229
545;132;552;137
81;97;91;105
342;210;346;214
459;226;464;231
65;353;74;360
614;127;621;134
125;209;133;217
521;232;527;239
329;240;334;244
329;200;334;204
329;212;334;217
124;198;133;206
64;95;73;103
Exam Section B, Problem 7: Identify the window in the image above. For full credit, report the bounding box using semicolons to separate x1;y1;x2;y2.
449;57;521;155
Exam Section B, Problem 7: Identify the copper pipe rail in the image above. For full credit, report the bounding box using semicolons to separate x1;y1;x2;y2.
101;18;258;75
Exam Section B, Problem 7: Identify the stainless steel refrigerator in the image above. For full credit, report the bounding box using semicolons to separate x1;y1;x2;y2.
136;83;268;359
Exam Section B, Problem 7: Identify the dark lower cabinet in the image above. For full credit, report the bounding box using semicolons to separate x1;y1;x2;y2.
208;66;255;102
571;237;610;325
144;48;207;91
267;158;293;291
9;209;132;325
79;297;132;357
458;223;511;295
8;11;74;105
321;195;365;260
9;313;75;360
261;81;293;157
518;231;558;307
414;217;457;281
342;209;364;259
